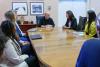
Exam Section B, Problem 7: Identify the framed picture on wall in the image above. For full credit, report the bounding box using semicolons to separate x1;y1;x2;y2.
30;2;44;15
12;2;28;15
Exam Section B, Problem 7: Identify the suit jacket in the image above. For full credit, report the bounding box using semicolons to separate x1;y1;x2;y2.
65;18;77;30
76;39;100;67
39;16;55;27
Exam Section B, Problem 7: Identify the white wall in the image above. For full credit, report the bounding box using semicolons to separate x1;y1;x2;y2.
0;0;12;24
58;1;87;27
89;0;100;15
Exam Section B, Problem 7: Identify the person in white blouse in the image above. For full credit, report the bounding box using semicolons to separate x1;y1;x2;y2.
0;28;28;67
0;20;40;67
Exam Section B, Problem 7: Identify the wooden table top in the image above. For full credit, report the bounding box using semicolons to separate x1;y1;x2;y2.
28;28;88;67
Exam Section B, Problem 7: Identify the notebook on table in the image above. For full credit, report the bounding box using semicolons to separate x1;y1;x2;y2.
30;34;42;40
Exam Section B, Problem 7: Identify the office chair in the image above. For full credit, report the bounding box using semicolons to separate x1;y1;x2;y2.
77;16;87;31
36;15;43;26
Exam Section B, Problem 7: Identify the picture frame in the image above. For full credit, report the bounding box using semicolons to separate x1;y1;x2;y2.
30;2;44;15
12;2;28;16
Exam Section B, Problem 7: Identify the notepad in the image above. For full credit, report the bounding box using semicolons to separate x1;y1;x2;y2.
30;34;42;40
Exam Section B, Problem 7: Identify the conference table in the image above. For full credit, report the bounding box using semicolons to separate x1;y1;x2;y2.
28;27;88;67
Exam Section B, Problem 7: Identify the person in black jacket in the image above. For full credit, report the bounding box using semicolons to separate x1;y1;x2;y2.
63;10;77;30
39;12;55;27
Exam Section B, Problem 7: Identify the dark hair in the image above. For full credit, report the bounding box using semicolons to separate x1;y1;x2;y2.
1;20;15;38
87;10;96;33
0;28;8;57
5;10;15;22
66;10;75;20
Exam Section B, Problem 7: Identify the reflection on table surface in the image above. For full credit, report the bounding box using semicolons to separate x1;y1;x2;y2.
28;27;88;67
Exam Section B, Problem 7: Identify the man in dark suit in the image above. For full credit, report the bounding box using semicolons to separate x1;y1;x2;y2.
39;12;55;27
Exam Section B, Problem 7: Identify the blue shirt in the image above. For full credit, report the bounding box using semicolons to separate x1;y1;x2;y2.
15;22;29;41
76;38;100;67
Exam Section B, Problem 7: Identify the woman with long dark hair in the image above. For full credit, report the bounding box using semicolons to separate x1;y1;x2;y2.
63;10;77;30
84;10;97;38
0;26;29;67
0;28;7;57
1;20;40;67
0;30;10;67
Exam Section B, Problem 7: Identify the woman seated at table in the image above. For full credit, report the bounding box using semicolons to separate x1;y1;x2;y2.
0;20;40;67
63;10;77;30
38;12;55;28
0;30;7;67
0;29;28;67
84;10;97;38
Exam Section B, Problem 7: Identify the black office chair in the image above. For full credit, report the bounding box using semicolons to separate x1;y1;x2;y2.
77;16;87;31
36;15;43;26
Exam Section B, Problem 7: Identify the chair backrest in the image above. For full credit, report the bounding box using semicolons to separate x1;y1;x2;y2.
77;16;87;31
36;15;43;25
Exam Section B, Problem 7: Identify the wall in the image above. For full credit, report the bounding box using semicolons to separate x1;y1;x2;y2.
0;0;12;24
0;0;58;26
58;1;87;27
89;0;100;15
